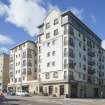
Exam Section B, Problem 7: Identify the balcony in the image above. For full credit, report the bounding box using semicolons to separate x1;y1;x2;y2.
88;59;95;66
99;71;104;77
87;76;93;84
69;75;74;80
88;67;95;75
88;50;95;57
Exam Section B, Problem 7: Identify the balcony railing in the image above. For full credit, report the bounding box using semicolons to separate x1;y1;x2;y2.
88;59;95;66
88;50;95;57
88;67;95;75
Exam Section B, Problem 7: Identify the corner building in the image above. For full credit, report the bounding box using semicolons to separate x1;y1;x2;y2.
37;10;105;98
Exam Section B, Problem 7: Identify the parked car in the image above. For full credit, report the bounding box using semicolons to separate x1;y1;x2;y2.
7;91;16;96
16;90;30;96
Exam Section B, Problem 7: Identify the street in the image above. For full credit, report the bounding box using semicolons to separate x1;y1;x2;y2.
1;95;105;105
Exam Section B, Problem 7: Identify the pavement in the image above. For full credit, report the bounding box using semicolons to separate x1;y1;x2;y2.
1;95;105;105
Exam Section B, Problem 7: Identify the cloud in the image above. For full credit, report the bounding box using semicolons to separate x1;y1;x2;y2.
0;47;9;53
0;0;59;37
0;2;8;16
70;8;84;20
0;34;15;45
91;15;96;23
102;40;105;50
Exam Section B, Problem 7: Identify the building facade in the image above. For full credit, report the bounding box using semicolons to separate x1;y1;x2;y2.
8;40;38;93
37;10;105;98
0;52;9;92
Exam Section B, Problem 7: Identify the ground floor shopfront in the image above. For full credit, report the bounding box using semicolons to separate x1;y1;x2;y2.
38;82;105;98
7;81;39;94
8;81;105;98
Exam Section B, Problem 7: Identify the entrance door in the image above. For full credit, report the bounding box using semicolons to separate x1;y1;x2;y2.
49;86;53;95
22;85;29;92
71;84;77;98
39;86;43;94
60;85;64;96
94;88;99;98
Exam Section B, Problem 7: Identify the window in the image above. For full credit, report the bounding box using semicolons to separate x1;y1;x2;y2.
47;42;50;47
79;52;81;58
10;57;13;62
78;33;81;37
69;38;74;47
46;22;50;29
18;61;20;66
27;68;32;75
64;71;67;80
23;77;25;80
28;60;32;66
18;78;21;82
52;51;55;56
83;65;86;70
64;48;67;57
39;56;41;62
27;49;32;58
16;55;18;58
78;73;81;79
83;36;86;41
79;62;81;68
64;37;67;45
16;63;18;66
47;52;50;57
15;78;17;83
23;68;26;74
83;55;86;61
47;62;50;67
69;49;74;58
83;74;86;80
69;60;74;69
39;65;41;72
54;18;58;25
54;29;58;36
79;42;82;48
83;45;86;51
53;72;58;78
46;33;50;39
52;61;55;66
64;25;67;34
39;46;41;53
19;54;20;57
64;59;67;69
45;73;50;79
16;70;17;74
18;70;20;73
52;40;55;45
69;25;74;35
39;36;41;43
23;51;26;58
23;60;26;66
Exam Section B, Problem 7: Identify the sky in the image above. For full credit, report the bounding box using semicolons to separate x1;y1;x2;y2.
0;0;105;53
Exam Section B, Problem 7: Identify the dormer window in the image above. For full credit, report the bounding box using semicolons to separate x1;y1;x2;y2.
46;22;50;29
54;18;58;25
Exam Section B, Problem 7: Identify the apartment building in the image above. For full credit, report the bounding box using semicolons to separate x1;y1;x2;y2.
0;52;9;92
37;10;105;98
8;40;38;93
